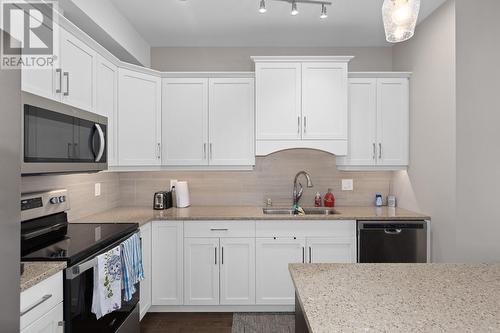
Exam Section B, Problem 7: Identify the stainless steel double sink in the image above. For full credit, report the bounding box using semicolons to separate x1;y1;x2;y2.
262;207;339;216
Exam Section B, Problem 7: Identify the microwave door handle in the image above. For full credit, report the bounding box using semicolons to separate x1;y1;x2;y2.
94;124;105;162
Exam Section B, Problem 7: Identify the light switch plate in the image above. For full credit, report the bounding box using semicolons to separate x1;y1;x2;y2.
342;179;354;191
95;183;101;196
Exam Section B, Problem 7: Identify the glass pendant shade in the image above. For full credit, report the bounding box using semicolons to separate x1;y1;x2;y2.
382;0;421;43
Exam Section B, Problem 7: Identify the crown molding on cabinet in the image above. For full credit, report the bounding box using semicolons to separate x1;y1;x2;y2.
251;56;355;63
349;72;412;78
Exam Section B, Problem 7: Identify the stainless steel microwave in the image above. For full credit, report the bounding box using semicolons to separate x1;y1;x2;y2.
21;93;107;175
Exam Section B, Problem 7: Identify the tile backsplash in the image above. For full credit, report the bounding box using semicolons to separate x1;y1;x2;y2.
120;150;393;208
21;150;393;221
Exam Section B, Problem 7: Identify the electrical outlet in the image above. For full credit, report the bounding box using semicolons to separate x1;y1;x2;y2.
170;179;178;190
94;183;101;196
342;179;354;191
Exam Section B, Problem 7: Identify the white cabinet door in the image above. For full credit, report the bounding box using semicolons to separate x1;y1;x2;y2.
301;62;348;140
152;221;183;306
95;55;118;166
184;238;219;305
59;28;95;111
139;222;152;320
338;78;378;166
20;303;63;333
255;238;305;305
255;63;302;140
209;78;255;166
377;78;409;166
162;78;209;166
118;69;161;166
306;237;356;264
220;238;255;305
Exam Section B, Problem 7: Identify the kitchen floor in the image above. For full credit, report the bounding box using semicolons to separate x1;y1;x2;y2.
140;313;233;333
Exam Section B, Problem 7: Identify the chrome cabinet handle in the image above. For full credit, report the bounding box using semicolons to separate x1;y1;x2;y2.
221;246;224;265
67;143;72;158
210;228;228;231
56;68;62;93
309;247;312;263
297;116;300;134
20;294;52;316
302;246;305;263
209;143;213;160
373;143;376;160
156;143;161;160
203;143;207;159
379;143;382;159
303;116;307;134
214;247;217;265
95;124;105;162
63;72;69;96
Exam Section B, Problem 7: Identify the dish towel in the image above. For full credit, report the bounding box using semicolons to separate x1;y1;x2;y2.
121;233;144;302
91;246;122;319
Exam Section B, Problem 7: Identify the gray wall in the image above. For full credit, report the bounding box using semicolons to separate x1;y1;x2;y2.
391;1;457;262
455;0;500;262
151;47;393;72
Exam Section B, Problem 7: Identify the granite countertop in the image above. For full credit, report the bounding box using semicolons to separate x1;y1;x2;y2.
20;262;67;292
72;206;430;226
289;263;500;333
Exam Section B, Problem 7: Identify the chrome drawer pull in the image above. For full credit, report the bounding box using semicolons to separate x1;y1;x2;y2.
21;294;52;316
210;228;228;231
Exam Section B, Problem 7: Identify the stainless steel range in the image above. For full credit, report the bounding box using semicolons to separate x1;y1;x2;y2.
21;189;139;333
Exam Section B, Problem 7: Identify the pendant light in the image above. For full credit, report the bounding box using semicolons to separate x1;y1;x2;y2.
259;0;267;13
320;4;327;19
382;0;421;43
291;1;299;16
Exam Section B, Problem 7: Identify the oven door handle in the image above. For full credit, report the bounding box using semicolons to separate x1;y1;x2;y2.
94;124;105;162
21;223;66;241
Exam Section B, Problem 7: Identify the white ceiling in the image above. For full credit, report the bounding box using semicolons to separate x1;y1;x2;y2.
108;0;447;47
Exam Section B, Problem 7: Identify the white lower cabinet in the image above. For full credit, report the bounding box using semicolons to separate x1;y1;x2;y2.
255;238;306;305
139;222;152;320
306;237;357;264
152;221;183;306
184;237;220;305
220;238;255;305
21;302;63;333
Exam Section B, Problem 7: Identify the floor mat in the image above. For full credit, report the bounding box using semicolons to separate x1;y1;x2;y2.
231;313;295;333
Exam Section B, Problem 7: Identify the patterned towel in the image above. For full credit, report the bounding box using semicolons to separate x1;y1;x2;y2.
91;246;122;319
121;233;144;302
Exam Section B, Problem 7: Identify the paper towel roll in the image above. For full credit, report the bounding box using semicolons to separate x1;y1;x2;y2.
176;181;191;208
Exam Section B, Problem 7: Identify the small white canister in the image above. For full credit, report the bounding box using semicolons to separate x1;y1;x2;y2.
176;181;191;208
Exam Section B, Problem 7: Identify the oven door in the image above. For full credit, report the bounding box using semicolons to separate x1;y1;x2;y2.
22;97;107;175
64;249;139;332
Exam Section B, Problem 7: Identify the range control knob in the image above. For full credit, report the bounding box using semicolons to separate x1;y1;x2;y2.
49;197;60;204
58;196;66;203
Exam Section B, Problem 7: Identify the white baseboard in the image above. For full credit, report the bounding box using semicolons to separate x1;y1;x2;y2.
149;305;295;313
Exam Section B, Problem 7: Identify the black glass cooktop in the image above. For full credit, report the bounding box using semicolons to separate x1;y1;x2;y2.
22;222;138;265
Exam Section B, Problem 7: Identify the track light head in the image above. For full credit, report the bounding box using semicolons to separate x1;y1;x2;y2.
291;1;299;16
259;0;267;13
320;4;328;19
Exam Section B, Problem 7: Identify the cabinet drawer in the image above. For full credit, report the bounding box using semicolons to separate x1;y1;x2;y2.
184;221;255;238
20;271;63;330
256;220;356;238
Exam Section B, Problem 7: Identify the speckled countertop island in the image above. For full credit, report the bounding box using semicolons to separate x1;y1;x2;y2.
20;262;66;292
73;206;430;226
289;263;500;333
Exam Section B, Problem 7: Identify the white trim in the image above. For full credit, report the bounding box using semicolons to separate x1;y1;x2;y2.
251;56;354;63
149;305;294;313
109;165;255;172
349;72;412;78
336;165;408;171
256;140;347;156
162;72;255;78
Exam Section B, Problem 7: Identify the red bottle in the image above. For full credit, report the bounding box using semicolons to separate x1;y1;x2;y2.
324;188;335;207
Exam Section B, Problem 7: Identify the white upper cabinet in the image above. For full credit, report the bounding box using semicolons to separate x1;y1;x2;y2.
162;76;255;167
337;74;410;170
95;55;118;166
209;78;255;166
253;57;352;156
301;62;348;140
255;62;302;140
118;68;162;166
162;78;209;166
377;78;410;166
59;28;96;111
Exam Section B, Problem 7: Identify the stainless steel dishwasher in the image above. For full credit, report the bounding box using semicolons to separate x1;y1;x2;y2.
358;221;428;263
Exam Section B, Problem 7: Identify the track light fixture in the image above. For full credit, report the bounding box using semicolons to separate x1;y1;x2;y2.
259;0;267;13
258;0;331;19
